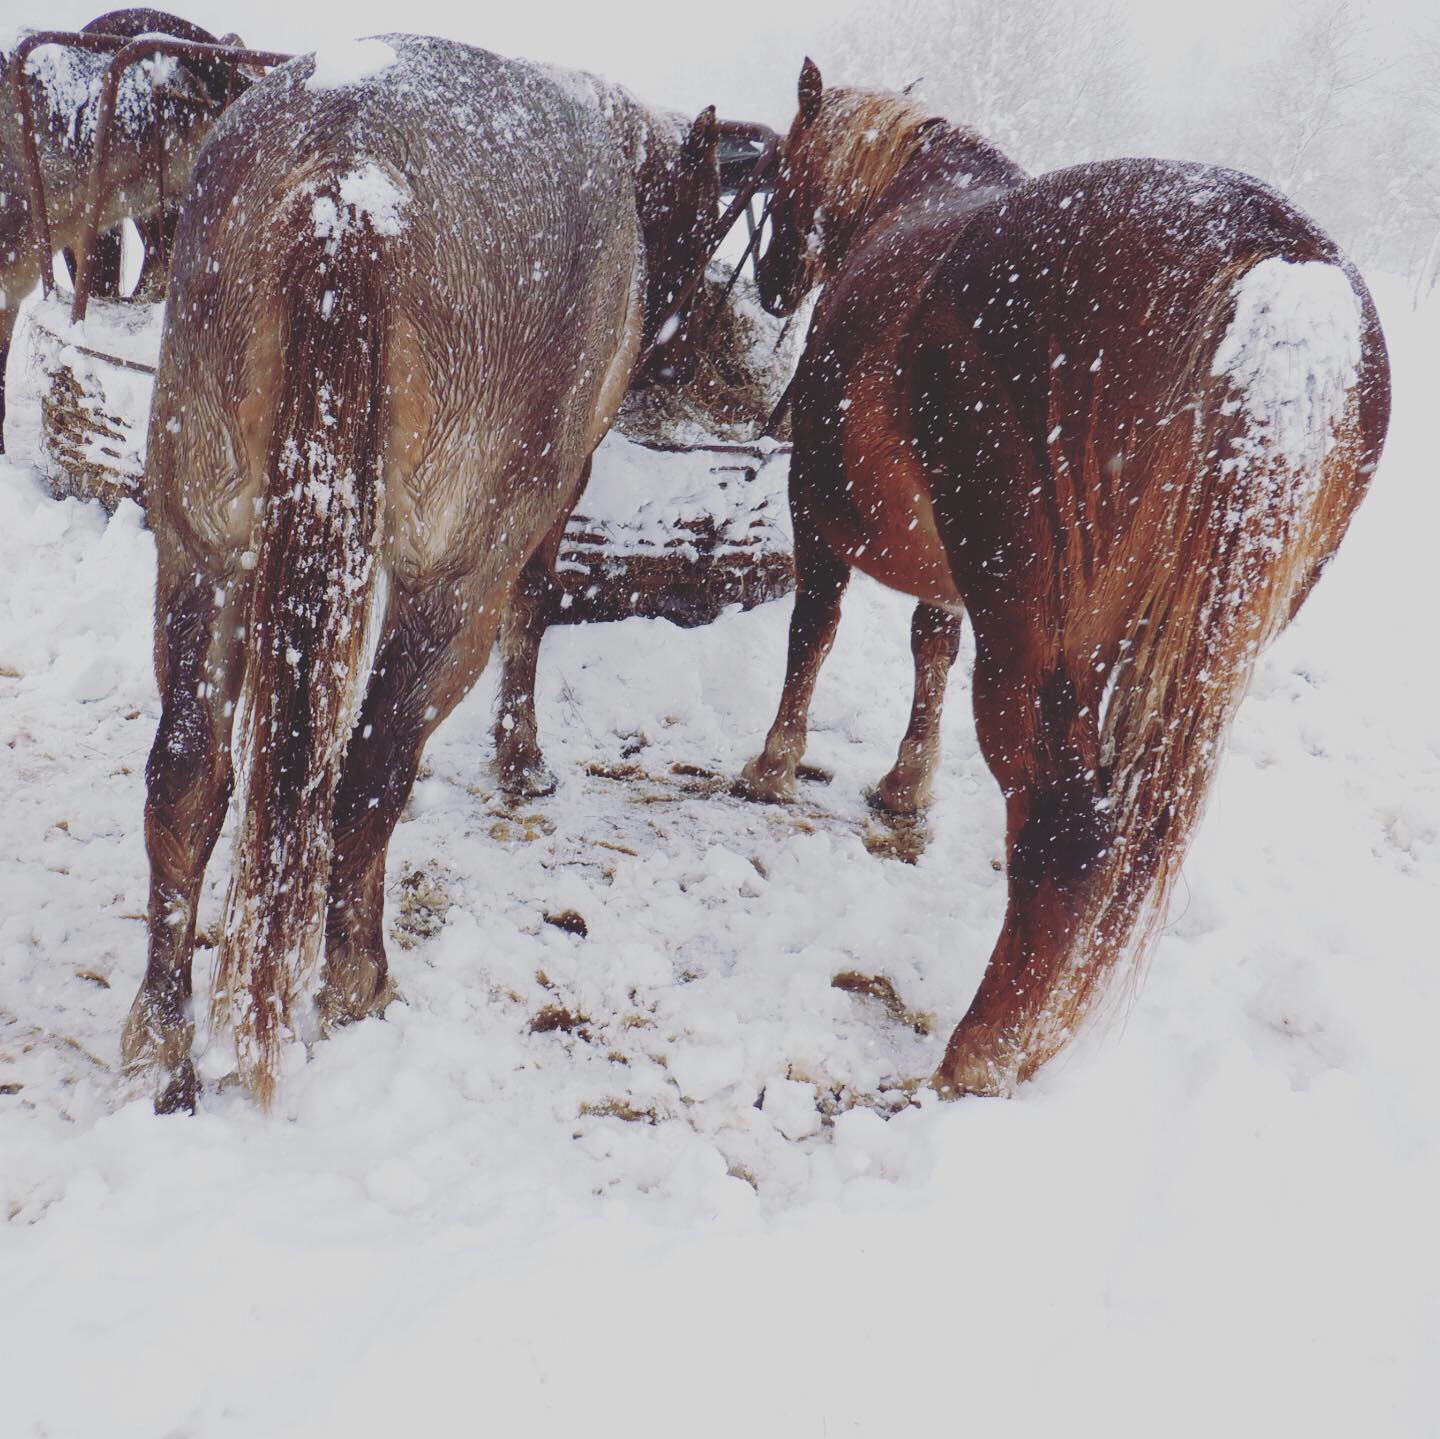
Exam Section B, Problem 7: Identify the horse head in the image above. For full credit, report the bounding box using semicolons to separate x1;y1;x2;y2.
632;103;722;350
81;9;263;97
758;57;941;316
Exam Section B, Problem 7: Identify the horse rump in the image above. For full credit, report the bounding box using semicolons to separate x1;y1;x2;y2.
944;252;1386;1093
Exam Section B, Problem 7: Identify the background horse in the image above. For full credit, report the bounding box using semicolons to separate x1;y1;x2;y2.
491;89;721;798
0;9;249;449
124;34;720;1111
743;59;1390;1096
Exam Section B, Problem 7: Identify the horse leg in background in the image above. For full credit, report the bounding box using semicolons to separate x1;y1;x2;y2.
493;458;589;799
0;253;35;452
61;227;126;299
868;602;963;816
124;562;248;1112
931;606;1112;1098
92;227;125;297
320;581;505;1028
133;209;181;303
739;509;850;803
0;305;15;454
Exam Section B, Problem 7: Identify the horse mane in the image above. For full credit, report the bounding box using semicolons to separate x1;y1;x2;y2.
800;89;935;232
799;87;1022;248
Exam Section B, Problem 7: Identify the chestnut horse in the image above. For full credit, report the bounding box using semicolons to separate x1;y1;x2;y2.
743;60;1390;1096
124;35;720;1111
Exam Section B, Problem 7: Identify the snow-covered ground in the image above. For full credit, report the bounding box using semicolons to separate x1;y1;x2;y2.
1;272;1436;1437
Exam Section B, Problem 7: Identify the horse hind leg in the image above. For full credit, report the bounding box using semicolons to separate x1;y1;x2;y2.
738;521;850;803
320;582;505;1029
868;602;963;817
124;567;246;1112
0;302;20;454
933;630;1114;1097
493;474;586;800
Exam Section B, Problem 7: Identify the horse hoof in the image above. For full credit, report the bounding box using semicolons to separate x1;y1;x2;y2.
317;971;397;1031
929;1053;1012;1100
864;780;928;819
734;759;795;805
154;1058;199;1115
497;757;559;800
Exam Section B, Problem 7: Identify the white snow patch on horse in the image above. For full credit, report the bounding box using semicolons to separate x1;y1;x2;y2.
304;37;398;92
311;162;411;241
1212;257;1362;474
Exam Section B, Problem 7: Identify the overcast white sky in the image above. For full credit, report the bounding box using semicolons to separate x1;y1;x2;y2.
16;0;1437;128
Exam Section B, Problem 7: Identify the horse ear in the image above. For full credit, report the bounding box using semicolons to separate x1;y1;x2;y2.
798;57;823;123
683;104;720;169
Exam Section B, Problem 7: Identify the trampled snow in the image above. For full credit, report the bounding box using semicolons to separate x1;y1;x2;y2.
0;275;1436;1436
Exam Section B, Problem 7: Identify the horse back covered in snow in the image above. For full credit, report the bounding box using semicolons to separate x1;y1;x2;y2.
743;61;1389;1097
124;34;723;1110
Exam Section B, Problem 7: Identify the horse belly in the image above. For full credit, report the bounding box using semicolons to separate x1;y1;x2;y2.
828;387;962;608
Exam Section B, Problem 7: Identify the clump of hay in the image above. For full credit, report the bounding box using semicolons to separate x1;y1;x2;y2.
618;263;802;447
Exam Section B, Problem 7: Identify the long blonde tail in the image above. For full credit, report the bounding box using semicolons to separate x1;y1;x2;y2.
1050;255;1385;1049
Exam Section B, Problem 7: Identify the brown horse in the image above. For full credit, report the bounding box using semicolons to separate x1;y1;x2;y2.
743;60;1390;1096
0;10;248;448
124;34;720;1111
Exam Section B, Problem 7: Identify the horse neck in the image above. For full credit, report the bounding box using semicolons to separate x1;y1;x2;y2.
855;123;1027;244
4;62;167;236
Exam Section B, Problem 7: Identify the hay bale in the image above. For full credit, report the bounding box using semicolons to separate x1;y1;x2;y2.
617;265;802;447
29;294;159;510
556;437;792;626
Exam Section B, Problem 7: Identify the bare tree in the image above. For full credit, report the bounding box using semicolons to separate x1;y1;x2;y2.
826;0;1142;173
824;0;1440;293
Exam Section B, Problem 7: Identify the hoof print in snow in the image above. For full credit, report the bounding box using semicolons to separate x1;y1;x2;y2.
585;760;646;781
578;1098;660;1124
488;813;557;843
831;971;934;1036
390;866;453;948
862;814;931;865
618;731;649;758
670;760;720;779
543;909;589;938
530;1004;589;1036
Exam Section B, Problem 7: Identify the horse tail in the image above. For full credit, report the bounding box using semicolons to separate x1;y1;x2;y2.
1053;253;1388;1051
212;164;402;1106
